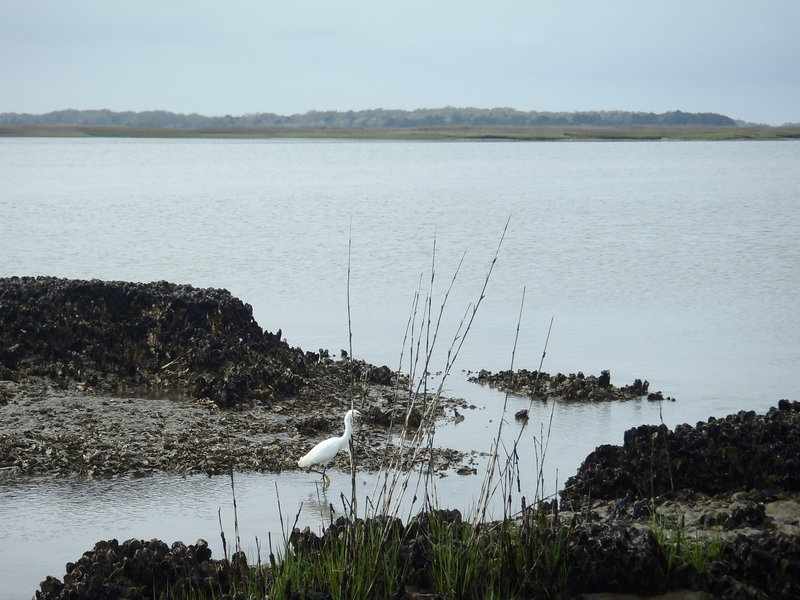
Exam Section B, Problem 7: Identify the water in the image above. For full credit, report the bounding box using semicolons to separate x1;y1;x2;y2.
1;137;799;598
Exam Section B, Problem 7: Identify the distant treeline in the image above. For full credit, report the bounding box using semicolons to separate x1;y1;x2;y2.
0;107;738;128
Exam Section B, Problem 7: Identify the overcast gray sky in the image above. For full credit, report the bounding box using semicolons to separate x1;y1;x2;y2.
1;0;798;124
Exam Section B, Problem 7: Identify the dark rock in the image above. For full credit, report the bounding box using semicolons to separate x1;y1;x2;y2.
569;523;666;595
598;369;611;388
622;378;650;396
364;405;415;427
366;364;394;386
724;501;767;530
561;403;800;508
706;531;800;599
609;490;636;519
369;406;423;429
37;577;64;597
295;416;332;435
1;277;397;409
0;342;22;367
0;276;310;408
469;367;653;402
35;537;250;600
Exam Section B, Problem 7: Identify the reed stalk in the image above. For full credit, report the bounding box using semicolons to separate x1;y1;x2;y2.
207;216;725;599
372;218;507;527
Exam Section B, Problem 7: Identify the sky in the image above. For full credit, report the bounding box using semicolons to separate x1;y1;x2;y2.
1;0;798;125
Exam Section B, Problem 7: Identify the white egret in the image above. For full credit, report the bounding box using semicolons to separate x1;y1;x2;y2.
298;409;361;484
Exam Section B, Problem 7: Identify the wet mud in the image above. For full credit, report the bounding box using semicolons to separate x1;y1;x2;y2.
0;276;467;477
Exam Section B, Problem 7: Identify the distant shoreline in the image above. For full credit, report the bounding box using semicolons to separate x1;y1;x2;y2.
2;124;800;141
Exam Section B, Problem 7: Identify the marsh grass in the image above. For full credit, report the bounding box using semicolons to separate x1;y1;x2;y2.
243;504;574;600
5;124;800;140
649;514;724;584
255;221;566;597
201;222;725;599
428;506;574;600
269;519;404;600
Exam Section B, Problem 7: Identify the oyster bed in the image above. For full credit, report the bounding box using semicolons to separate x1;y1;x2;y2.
4;276;800;598
0;276;468;477
0;377;466;478
32;404;800;600
469;367;657;401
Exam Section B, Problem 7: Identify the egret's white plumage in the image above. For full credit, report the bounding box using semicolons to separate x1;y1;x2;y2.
298;409;360;481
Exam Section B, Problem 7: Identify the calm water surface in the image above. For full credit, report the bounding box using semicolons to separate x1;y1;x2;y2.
1;138;799;598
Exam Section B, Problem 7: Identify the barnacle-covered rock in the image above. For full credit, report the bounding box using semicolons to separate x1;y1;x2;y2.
469;367;652;401
35;538;256;600
0;276;309;408
561;400;800;508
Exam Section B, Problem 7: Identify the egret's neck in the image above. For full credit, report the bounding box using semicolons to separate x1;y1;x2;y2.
341;412;353;440
343;413;354;439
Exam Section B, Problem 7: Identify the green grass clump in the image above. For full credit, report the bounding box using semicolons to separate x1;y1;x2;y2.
650;514;724;586
156;504;727;600
216;506;573;600
268;517;403;600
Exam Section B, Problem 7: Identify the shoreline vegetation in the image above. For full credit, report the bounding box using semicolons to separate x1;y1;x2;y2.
3;123;800;141
1;107;799;140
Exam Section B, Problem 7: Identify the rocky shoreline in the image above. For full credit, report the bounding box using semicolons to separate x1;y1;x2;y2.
2;276;798;598
31;403;800;599
469;367;659;402
561;400;800;507
1;275;358;407
557;400;800;599
0;377;468;478
0;276;466;477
